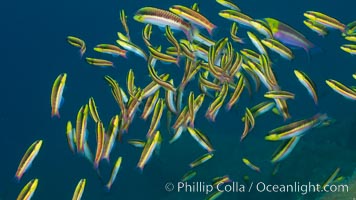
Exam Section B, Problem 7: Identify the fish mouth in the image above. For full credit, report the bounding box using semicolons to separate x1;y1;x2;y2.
133;15;144;22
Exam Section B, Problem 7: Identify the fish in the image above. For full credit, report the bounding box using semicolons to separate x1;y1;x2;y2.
88;97;101;123
303;19;329;37
260;54;277;87
230;22;245;43
104;75;128;115
264;90;295;100
192;32;216;47
134;7;192;40
165;80;178;114
172;106;188;130
128;139;146;148
191;3;199;12
169;5;217;35
141;90;160;120
216;0;241;11
137;130;161;172
247;31;268;56
116;39;148;60
93;44;127;58
205;83;229;121
142;24;153;47
124;89;142;123
243;61;271;91
187;92;195;127
147;64;176;92
263;18;316;56
127;87;143;122
245;107;255;131
240;111;250;141
85;57;114;67
105;157;123;191
242;101;275;122
93;121;105;169
344;35;356;42
271;136;300;163
120;9;130;40
147;45;179;65
179;40;196;61
212;175;231;187
72;179;86;200
304;11;345;32
242;158;260;173
187;127;214;152
321;168;340;188
226;76;244;110
16;178;38;200
170;125;185;144
15;140;43;181
66;121;76;154
261;38;294;60
219;10;252;28
83;142;94;164
345;21;356;35
340;44;356;55
102;115;120;162
142;74;169;99
242;62;262;93
165;26;181;60
274;98;291;121
189;152;214;168
294;70;318;105
50;73;67;118
326;79;356;100
147;99;165;138
185;93;205;127
75;104;89;154
228;52;243;79
265;113;329;141
67;36;86;57
126;69;137;97
181;170;197;182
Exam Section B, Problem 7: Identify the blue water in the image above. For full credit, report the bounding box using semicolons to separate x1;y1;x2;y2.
1;0;356;199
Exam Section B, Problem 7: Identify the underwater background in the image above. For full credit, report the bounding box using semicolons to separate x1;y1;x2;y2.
0;0;356;199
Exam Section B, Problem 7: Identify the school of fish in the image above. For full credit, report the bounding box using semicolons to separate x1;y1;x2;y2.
14;1;356;199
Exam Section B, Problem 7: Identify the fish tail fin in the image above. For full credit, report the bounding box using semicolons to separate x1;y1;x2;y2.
51;110;60;118
136;166;144;174
122;52;128;59
189;120;194;129
305;45;323;62
309;45;323;55
175;56;181;68
79;50;85;59
93;161;99;170
13;175;21;183
225;103;232;112
207;25;218;37
104;184;111;192
101;155;110;164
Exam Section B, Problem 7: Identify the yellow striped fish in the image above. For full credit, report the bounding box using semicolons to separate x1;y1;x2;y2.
16;178;38;200
51;73;67;118
15;140;43;181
